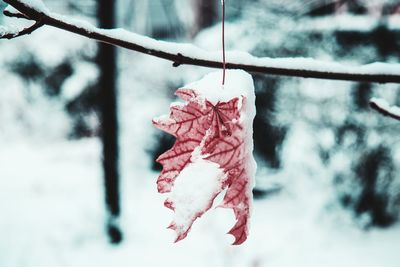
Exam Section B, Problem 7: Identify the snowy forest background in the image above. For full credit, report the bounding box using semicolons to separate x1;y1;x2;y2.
1;0;400;266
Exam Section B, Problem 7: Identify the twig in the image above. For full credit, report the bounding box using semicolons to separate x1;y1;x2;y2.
370;98;400;121
0;20;43;39
1;0;400;84
3;9;29;19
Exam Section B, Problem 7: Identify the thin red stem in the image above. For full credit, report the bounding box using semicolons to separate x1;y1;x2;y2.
222;0;226;85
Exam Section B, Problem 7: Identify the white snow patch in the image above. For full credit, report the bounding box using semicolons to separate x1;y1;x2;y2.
0;25;19;37
169;159;227;229
183;70;254;105
169;101;185;108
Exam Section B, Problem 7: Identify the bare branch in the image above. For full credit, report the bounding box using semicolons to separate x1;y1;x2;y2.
370;98;400;121
2;0;400;84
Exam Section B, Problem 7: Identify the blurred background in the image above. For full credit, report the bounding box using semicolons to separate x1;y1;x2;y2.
0;0;400;266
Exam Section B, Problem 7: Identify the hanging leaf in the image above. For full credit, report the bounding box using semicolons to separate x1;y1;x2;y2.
153;70;256;245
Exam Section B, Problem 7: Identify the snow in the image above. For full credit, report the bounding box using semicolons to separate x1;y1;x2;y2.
183;70;254;104
1;138;400;267
169;159;227;236
370;97;400;117
0;25;19;37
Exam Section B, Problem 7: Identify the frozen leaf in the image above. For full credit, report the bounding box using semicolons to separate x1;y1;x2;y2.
153;70;256;245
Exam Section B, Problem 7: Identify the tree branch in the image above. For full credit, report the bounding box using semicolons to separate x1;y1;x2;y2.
3;8;29;19
370;98;400;121
1;0;400;84
0;20;43;39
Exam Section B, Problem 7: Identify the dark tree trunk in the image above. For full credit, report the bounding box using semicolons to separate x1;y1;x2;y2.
97;0;123;244
193;0;218;35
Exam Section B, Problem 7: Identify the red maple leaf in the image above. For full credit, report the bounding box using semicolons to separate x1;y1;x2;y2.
153;88;254;245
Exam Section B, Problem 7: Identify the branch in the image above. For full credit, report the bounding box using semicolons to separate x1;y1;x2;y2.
0;20;42;39
369;98;400;121
3;8;29;19
1;0;400;84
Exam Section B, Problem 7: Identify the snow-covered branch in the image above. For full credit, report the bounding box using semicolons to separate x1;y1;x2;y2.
1;0;400;83
369;98;400;121
0;19;42;39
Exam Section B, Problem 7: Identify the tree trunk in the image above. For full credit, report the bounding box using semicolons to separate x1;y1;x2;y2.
97;0;123;244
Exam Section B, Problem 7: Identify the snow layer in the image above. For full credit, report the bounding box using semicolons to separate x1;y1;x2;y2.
169;159;226;232
183;70;255;105
0;25;19;38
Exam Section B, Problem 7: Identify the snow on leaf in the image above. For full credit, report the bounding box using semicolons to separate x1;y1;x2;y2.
153;70;256;245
